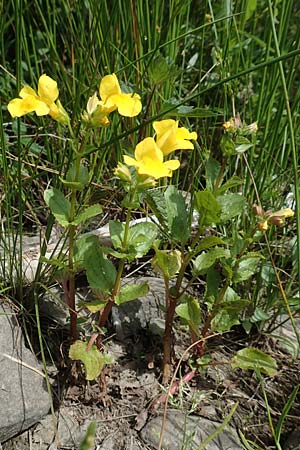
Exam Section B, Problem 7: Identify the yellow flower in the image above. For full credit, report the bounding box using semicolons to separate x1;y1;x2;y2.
258;208;294;231
153;119;197;156
99;74;142;117
82;92;110;128
7;74;69;124
123;137;180;179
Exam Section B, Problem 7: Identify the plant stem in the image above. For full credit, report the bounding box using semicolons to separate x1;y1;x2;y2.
66;132;86;342
162;280;177;384
99;190;135;328
198;226;258;356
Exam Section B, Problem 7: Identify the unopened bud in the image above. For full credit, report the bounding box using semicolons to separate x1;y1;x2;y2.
114;163;132;182
268;216;284;227
252;204;264;217
248;122;258;133
50;99;70;125
137;175;156;189
82;93;111;128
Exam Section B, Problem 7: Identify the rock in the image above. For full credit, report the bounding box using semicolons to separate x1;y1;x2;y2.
140;409;243;450
284;429;300;450
3;409;89;449
269;315;300;357
115;277;166;338
0;303;50;443
98;432;146;450
45;410;87;449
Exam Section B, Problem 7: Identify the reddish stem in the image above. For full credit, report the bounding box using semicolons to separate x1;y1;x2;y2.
62;278;77;342
162;295;178;384
151;369;197;412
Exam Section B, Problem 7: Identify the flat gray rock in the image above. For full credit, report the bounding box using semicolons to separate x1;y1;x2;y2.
140;410;243;450
0;304;50;443
115;277;166;338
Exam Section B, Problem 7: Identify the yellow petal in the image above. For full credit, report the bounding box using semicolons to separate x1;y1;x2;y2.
154;119;197;155
123;155;140;167
7;96;49;117
270;208;294;218
153;119;176;135
19;85;37;98
176;127;197;141
86;92;100;115
38;74;59;104
164;159;180;171
138;158;173;179
135;137;163;163
110;93;142;117
99;74;121;105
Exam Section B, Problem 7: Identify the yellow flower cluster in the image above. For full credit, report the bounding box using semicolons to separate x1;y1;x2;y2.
7;74;69;124
123;120;197;179
253;204;294;231
7;73;141;126
8;73;197;180
82;73;142;127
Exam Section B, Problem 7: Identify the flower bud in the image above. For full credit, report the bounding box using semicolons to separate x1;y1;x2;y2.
268;208;294;227
82;93;110;128
136;175;156;189
247;122;258;133
114;163;132;182
50;100;70;125
252;204;264;217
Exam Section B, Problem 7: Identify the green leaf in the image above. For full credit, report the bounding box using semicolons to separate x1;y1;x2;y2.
44;188;71;227
152;248;181;279
233;252;262;283
60;179;85;190
72;204;102;226
109;221;125;250
69;340;113;380
235;136;253;153
148;54;175;84
74;235;116;292
79;422;97;450
205;156;221;191
211;287;249;332
195;236;225;253
115;282;149;305
192;248;230;276
205;268;221;310
175;106;222;118
194;190;221;225
212;309;241;332
220;135;235;156
164;185;190;244
231;347;277;376
215;176;244;195
245;0;257;22
66;162;89;186
217;193;245;222
249;307;270;323
145;189;168;229
79;299;107;313
176;294;201;335
127;222;158;259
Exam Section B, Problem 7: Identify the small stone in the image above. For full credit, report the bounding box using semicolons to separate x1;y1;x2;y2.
140;409;243;450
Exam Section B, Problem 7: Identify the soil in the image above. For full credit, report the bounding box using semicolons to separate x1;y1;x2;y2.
4;309;300;450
